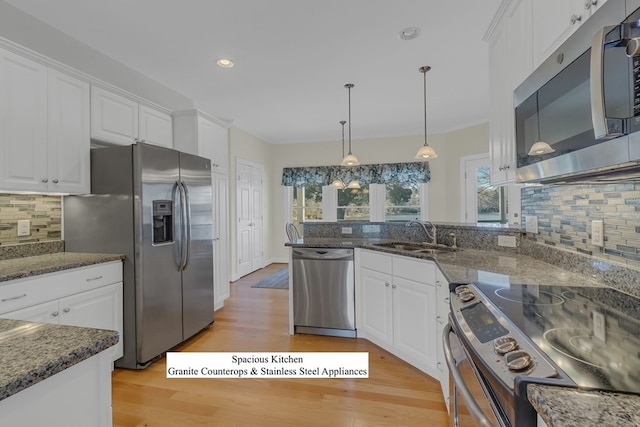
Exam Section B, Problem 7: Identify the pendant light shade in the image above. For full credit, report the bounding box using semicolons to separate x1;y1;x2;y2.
347;180;361;189
528;141;555;156
415;65;438;160
331;121;347;189
341;83;360;166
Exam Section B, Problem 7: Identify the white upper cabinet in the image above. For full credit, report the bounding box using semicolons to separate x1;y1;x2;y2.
488;0;532;185
139;104;173;148
532;0;604;68
0;47;90;194
48;69;90;194
173;110;230;174
91;86;173;148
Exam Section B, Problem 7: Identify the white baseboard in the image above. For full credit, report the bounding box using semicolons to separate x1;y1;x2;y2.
230;258;290;282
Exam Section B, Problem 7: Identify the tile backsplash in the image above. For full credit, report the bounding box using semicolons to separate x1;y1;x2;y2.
522;182;640;268
0;194;62;245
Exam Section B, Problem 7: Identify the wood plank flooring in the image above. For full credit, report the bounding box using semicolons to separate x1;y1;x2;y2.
112;263;450;426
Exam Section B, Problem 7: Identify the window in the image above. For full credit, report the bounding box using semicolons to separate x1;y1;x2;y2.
292;183;323;228
385;183;420;221
337;185;370;221
476;166;508;223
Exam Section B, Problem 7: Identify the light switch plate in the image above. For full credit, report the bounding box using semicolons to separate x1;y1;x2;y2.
592;220;604;247
593;311;606;342
525;215;538;234
17;219;30;236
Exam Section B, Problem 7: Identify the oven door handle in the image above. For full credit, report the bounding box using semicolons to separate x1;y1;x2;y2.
443;323;496;427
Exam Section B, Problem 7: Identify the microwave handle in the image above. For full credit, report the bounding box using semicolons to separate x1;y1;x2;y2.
443;323;496;427
591;26;610;139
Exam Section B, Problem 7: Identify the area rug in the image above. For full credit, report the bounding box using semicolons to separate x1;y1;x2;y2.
251;267;289;289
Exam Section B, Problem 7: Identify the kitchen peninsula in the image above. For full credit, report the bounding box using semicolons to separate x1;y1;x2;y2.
287;222;640;427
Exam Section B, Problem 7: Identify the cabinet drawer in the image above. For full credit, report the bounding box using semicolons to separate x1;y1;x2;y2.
0;261;122;314
393;256;435;284
359;250;392;273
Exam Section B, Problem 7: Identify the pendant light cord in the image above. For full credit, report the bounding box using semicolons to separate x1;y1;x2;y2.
340;120;346;157
419;66;431;147
345;83;354;154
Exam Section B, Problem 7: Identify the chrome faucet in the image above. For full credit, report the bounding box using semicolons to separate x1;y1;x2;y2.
406;220;437;245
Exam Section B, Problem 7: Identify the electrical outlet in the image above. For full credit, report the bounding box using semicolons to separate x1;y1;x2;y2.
592;220;604;247
525;215;538;234
593;311;606;342
17;220;30;236
498;235;516;248
341;227;352;235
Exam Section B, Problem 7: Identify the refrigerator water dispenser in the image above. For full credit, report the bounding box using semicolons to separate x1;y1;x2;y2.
152;200;173;244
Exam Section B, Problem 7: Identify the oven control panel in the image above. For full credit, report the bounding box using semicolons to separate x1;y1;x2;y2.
450;284;557;389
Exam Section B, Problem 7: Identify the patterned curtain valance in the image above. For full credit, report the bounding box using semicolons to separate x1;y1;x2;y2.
281;162;430;187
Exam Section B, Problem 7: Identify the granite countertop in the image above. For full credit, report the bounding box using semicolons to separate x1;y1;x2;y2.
0;318;118;401
288;237;640;426
528;384;640;427
0;252;125;283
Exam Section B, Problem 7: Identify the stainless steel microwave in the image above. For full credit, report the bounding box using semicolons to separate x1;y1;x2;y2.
514;0;640;183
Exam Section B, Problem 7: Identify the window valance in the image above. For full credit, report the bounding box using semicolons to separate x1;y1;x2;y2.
281;162;430;187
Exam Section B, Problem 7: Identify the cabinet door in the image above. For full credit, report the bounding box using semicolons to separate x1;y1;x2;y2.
198;117;229;173
392;276;437;374
533;0;584;68
139;104;173;148
58;283;123;360
360;268;394;348
1;300;59;323
90;86;138;146
0;47;48;192
213;172;230;310
48;69;90;194
489;23;510;185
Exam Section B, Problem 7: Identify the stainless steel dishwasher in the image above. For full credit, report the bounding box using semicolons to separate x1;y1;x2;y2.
292;247;356;338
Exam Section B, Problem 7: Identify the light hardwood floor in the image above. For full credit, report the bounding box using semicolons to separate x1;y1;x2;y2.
112;263;450;426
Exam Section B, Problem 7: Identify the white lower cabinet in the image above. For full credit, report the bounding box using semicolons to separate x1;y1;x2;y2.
0;261;123;361
357;249;438;378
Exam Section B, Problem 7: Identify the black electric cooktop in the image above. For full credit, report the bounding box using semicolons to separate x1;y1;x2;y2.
473;282;640;395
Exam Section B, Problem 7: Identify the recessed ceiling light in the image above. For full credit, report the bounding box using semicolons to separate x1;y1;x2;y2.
216;58;234;68
398;27;421;41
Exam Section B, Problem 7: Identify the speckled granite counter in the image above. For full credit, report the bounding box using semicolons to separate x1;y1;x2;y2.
0;318;118;401
288;237;640;426
0;252;125;283
528;384;640;427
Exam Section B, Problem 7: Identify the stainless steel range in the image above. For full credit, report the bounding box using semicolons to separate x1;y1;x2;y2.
444;281;640;427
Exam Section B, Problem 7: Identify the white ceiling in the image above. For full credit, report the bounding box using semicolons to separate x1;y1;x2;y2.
4;0;502;144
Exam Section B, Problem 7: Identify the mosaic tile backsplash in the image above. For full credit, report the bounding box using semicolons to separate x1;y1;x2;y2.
521;183;640;269
0;194;62;245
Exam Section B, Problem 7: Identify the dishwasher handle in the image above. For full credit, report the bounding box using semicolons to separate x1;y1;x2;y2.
292;248;353;260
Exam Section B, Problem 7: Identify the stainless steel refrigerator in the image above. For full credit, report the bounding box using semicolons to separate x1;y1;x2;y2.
64;142;214;369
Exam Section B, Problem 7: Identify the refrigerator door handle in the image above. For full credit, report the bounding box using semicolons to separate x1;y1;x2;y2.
176;180;188;271
181;179;192;271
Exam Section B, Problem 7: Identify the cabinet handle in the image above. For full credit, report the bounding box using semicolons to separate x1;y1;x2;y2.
436;315;443;324
42;178;48;183
63;308;71;313
86;275;103;282
385;282;390;287
392;284;397;289
444;297;450;304
52;179;59;184
437;362;444;372
52;311;59;317
436;280;442;287
1;293;27;302
570;14;582;24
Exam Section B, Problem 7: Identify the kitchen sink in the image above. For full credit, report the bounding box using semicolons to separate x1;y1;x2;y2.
372;241;458;254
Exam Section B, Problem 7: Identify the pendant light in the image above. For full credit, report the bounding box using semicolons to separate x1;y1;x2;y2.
331;121;347;189
527;97;555;156
415;66;438;160
341;83;360;166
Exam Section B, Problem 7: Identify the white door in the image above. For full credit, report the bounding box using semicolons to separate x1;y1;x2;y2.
47;69;90;194
236;160;264;278
213;172;230;309
0;47;48;192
